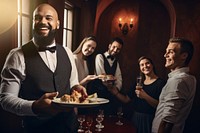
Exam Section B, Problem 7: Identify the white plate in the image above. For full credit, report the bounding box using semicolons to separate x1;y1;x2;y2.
52;98;109;108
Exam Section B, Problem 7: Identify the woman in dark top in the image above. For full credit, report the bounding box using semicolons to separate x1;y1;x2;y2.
108;56;166;133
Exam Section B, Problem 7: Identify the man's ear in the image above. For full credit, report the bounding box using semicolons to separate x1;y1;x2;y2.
181;52;188;60
108;44;111;49
57;20;60;29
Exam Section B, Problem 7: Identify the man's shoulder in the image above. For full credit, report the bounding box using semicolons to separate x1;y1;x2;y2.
96;53;104;58
168;73;195;87
58;45;73;53
22;40;34;47
4;47;24;65
9;47;23;57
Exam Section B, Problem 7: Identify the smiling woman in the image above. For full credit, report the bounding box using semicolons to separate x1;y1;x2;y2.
0;0;17;34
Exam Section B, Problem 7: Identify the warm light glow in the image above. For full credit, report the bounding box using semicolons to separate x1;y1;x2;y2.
0;0;17;34
130;18;133;24
118;18;122;28
118;17;133;35
119;18;122;23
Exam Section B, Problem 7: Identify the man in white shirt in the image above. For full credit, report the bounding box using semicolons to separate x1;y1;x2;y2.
95;37;123;115
152;38;196;133
0;4;86;133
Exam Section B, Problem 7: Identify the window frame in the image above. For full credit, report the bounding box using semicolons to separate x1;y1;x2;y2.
17;0;31;47
63;1;74;50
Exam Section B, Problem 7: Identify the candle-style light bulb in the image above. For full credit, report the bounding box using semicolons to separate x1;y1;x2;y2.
119;18;122;28
119;18;122;23
130;18;133;24
130;18;133;28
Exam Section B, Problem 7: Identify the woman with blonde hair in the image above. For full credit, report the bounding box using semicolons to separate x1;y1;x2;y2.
73;35;98;90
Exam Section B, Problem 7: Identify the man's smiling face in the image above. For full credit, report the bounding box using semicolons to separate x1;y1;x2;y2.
164;42;185;71
32;4;60;46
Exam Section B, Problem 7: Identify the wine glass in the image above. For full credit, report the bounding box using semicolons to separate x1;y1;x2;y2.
95;115;104;132
77;115;85;132
98;110;104;128
136;75;143;90
116;106;123;126
85;116;93;133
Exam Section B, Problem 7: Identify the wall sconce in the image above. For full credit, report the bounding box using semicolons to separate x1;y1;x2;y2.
118;18;133;35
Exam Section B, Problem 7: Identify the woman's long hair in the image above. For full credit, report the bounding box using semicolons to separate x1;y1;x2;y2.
73;35;97;74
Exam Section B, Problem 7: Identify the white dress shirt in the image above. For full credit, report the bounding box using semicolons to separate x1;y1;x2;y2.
0;39;79;116
73;54;89;84
152;67;196;133
95;51;122;90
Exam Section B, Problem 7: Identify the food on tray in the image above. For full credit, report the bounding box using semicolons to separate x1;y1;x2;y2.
87;93;97;99
106;75;116;81
60;90;97;104
98;74;116;82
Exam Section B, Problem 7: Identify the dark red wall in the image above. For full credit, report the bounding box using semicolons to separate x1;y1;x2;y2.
96;0;170;90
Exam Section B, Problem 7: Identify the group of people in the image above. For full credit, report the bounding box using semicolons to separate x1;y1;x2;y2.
0;3;196;133
73;35;123;115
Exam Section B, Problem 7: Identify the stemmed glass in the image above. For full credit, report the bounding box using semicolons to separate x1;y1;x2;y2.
95;110;104;131
98;110;104;128
95;114;104;132
115;106;123;126
136;75;143;90
85;116;93;133
77;115;85;132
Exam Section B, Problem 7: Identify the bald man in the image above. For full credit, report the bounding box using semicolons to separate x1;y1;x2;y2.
0;3;86;133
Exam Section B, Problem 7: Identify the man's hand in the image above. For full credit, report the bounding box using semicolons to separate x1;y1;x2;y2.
32;92;71;116
72;85;88;100
32;92;57;115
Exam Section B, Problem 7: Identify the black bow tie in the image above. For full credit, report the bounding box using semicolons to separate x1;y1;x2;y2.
38;46;57;53
107;55;115;61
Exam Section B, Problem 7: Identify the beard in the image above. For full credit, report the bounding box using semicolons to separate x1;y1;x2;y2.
108;50;116;57
33;24;57;47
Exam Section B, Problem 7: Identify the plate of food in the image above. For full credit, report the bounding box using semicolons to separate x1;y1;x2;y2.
52;91;109;108
98;74;116;82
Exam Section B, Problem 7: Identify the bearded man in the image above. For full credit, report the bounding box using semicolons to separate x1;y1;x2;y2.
0;4;87;133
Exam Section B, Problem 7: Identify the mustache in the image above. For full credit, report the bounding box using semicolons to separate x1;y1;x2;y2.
35;23;52;30
33;29;57;47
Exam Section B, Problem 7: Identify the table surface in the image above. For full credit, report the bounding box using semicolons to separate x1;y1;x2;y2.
79;115;136;133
